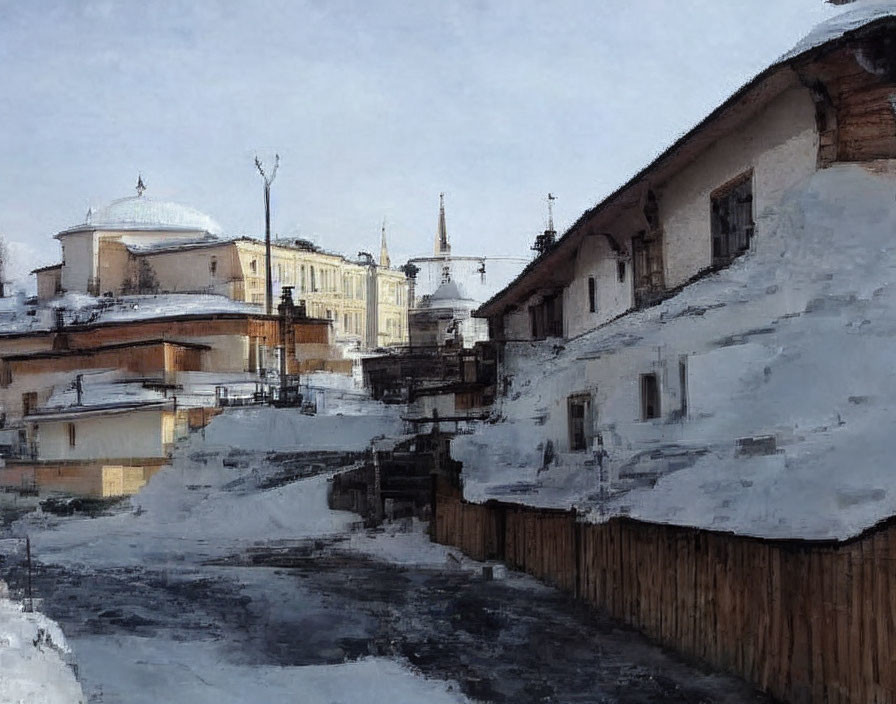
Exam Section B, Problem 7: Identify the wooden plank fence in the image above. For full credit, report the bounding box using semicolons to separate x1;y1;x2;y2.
433;479;896;704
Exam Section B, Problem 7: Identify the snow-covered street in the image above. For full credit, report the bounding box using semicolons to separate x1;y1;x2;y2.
0;405;771;703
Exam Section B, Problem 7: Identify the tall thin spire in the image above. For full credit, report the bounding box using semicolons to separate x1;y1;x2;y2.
435;192;450;256
380;219;391;268
136;174;146;197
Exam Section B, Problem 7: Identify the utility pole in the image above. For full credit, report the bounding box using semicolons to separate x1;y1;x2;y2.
255;154;280;315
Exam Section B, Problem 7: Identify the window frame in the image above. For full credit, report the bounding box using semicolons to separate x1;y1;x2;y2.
710;170;754;268
567;392;593;452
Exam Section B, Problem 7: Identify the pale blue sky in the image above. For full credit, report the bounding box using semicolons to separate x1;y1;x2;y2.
0;0;838;287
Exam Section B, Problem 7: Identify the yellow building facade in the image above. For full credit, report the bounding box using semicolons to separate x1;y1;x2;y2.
35;189;409;349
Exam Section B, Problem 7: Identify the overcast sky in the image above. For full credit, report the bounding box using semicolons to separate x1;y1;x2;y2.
0;0;839;288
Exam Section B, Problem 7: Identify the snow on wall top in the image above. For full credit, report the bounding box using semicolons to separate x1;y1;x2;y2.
780;0;896;61
0;293;263;336
454;164;896;542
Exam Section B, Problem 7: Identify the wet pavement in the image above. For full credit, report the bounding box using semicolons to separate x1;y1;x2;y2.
6;537;772;704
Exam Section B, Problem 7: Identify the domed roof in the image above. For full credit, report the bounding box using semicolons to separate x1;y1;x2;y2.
431;280;467;301
421;279;478;309
80;195;222;235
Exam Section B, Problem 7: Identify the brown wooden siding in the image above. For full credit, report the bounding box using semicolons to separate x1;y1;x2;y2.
802;28;896;163
434;480;896;704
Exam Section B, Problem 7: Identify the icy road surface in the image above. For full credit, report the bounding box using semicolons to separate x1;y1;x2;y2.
3;515;771;703
3;403;770;702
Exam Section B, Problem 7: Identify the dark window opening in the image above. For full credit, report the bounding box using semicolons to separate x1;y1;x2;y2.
641;373;660;420
529;293;563;340
617;261;626;283
568;393;592;451
632;232;665;308
22;392;37;417
67;422;76;447
588;277;596;313
679;357;688;419
209;257;217;276
711;172;754;267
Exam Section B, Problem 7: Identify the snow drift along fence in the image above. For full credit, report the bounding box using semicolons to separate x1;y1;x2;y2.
433;478;895;704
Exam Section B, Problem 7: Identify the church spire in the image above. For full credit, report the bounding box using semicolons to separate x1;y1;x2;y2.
380;219;391;268
435;192;450;256
136;174;146;197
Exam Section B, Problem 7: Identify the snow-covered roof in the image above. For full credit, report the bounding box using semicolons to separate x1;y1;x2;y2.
59;195;222;237
122;235;231;255
456;165;896;542
0;293;266;337
780;0;896;61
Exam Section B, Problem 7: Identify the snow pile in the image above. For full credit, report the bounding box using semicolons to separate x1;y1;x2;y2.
21;394;405;566
200;404;403;453
347;519;476;569
69;637;469;704
0;587;84;703
780;0;896;62
455;164;896;540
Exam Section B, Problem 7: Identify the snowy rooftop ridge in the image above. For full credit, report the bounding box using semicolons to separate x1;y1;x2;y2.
780;0;896;61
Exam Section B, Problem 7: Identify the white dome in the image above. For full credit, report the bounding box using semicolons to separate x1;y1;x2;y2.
82;195;222;235
420;280;478;309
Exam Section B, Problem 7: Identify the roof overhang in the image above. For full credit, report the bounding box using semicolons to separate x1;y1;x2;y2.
25;400;172;422
30;263;62;275
476;15;896;320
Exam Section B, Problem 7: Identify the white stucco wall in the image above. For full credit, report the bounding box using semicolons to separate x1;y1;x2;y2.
660;86;818;288
60;231;96;293
565;235;633;339
34;408;171;461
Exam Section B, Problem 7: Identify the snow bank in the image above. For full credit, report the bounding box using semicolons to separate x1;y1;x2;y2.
21;400;404;566
69;636;469;704
0;588;84;703
201;405;403;453
455;164;896;541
